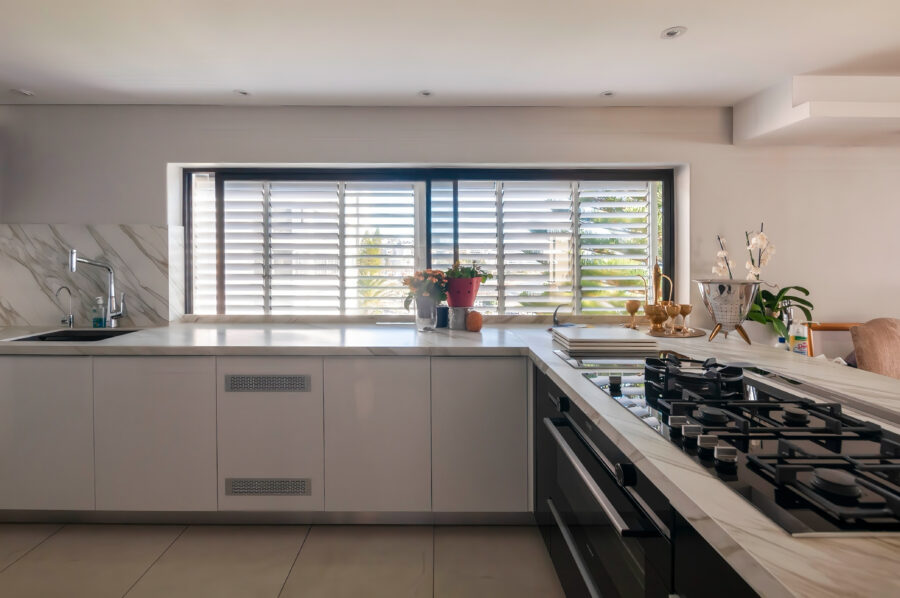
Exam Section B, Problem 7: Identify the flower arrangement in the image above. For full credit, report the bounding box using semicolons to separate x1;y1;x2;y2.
402;269;448;310
445;261;494;282
711;224;776;280
709;223;813;337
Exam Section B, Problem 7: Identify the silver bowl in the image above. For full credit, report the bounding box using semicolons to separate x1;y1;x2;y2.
694;279;761;345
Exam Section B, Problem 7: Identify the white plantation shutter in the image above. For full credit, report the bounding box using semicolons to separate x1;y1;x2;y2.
343;182;416;314
431;181;499;311
429;182;454;268
500;181;574;314
187;172;664;317
223;180;266;315
269;182;341;314
189;173;218;315
578;181;655;314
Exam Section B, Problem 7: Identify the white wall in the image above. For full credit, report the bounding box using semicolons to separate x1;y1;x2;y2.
0;105;897;323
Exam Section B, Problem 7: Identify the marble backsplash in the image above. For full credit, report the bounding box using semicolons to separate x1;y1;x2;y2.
0;224;181;328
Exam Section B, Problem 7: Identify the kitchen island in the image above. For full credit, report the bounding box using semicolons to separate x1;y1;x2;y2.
0;322;897;598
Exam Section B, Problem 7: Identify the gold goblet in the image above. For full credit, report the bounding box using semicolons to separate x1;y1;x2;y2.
679;304;693;335
665;303;681;335
645;304;668;333
624;300;641;329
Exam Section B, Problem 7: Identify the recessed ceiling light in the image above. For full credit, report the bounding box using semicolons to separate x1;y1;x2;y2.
418;90;433;97
233;89;250;96
661;26;687;39
10;88;36;97
600;91;615;97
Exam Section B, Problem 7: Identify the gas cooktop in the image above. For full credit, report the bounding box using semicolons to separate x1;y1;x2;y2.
583;354;900;536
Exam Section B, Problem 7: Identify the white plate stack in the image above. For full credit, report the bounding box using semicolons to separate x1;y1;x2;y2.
551;326;658;357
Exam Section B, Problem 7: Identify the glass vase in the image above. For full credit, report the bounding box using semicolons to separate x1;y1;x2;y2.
415;296;437;331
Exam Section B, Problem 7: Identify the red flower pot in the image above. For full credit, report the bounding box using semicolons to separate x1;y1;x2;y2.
447;277;481;308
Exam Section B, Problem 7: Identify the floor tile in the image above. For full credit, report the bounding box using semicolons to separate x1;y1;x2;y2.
0;524;183;598
0;524;62;572
280;525;433;598
434;526;564;598
126;525;308;598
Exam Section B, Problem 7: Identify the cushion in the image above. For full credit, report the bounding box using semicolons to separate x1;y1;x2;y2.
850;318;900;380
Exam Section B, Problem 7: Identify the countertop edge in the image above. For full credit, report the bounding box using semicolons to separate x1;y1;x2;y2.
1;323;899;597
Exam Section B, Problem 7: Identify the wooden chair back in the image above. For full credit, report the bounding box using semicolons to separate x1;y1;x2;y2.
805;322;861;357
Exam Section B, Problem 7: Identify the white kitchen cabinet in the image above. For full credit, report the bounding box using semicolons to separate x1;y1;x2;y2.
217;357;324;511
324;357;431;511
431;357;528;512
0;356;94;510
93;357;216;511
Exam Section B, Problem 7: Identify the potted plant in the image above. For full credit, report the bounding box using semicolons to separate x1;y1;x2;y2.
445;261;493;308
747;287;813;338
402;269;448;331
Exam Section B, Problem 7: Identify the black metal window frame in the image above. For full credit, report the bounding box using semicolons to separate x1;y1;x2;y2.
183;167;675;315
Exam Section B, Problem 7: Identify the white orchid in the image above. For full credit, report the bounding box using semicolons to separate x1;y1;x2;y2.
744;224;774;280
746;264;761;280
759;243;775;266
747;231;769;251
713;235;734;279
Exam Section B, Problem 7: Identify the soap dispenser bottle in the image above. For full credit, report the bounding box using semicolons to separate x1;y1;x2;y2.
91;296;106;328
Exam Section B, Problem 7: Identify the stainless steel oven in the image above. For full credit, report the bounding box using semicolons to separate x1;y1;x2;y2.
536;371;673;597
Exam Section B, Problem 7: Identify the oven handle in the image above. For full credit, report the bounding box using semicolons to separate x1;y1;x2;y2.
543;417;632;536
547;497;602;598
562;412;671;539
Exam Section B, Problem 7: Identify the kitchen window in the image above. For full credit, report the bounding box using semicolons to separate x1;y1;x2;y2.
185;168;673;316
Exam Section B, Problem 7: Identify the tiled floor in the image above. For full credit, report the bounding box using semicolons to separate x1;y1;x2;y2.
0;524;564;598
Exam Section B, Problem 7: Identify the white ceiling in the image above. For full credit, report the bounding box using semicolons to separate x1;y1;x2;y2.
1;0;899;107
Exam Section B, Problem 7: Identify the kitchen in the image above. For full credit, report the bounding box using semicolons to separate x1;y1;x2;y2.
1;2;900;597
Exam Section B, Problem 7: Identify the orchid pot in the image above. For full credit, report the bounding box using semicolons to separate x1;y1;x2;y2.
695;279;760;345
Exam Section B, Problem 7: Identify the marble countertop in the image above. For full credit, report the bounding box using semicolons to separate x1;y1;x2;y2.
0;323;531;356
1;322;898;597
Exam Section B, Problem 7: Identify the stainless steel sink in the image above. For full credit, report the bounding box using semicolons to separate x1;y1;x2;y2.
12;329;139;342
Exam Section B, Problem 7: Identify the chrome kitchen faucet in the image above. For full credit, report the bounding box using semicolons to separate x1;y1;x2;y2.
68;249;126;327
55;285;74;328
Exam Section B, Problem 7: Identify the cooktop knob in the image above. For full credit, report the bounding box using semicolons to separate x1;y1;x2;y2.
698;435;718;450
714;445;738;464
668;415;689;428
682;424;702;438
615;462;637;487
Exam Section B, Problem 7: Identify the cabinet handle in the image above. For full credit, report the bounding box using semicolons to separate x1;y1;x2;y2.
546;497;601;598
547;392;568;411
543;417;632;536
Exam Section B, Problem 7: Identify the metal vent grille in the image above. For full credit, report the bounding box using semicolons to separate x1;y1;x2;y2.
224;374;311;392
225;478;311;496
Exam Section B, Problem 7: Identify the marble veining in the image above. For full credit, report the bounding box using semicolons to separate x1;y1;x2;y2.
0;224;175;327
0;323;898;596
521;328;900;598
